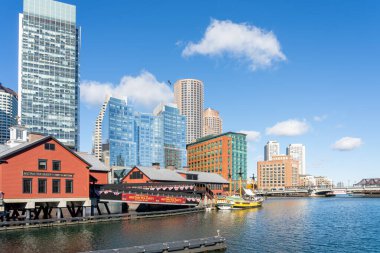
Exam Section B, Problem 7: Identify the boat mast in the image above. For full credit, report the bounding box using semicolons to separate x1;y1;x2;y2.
238;169;243;197
228;170;232;196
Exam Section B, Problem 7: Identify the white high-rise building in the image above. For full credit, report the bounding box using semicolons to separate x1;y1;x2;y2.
203;108;222;136
174;79;204;144
287;144;306;175
19;0;80;150
264;141;280;161
0;84;18;144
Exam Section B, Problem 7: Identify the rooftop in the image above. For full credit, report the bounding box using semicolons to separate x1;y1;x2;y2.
187;132;246;147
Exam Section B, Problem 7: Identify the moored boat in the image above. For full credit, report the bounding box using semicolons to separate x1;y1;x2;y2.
216;202;233;210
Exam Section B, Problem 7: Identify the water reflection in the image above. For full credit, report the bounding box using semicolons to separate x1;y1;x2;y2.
0;198;380;253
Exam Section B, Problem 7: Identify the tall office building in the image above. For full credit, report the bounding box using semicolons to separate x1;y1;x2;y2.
0;84;18;144
174;79;204;144
287;144;306;175
93;98;186;168
18;0;80;149
264;141;280;161
98;97;137;167
153;103;187;168
203;108;222;136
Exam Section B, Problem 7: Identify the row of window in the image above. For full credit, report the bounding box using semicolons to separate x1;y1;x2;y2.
38;159;61;170
23;178;73;194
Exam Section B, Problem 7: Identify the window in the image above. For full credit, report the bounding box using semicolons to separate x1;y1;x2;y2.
38;159;47;170
23;178;32;193
186;174;198;180
52;160;61;171
38;179;47;193
130;171;143;179
66;180;73;193
52;179;60;193
45;143;55;150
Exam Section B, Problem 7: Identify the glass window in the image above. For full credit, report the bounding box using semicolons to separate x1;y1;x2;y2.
45;143;55;150
38;159;47;170
38;178;47;193
66;179;73;193
52;160;61;171
23;178;32;194
52;179;60;193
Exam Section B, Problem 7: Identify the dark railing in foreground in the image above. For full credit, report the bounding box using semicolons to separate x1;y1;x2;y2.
0;207;204;231
82;235;226;253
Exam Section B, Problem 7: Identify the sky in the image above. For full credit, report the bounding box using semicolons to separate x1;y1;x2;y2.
0;0;379;184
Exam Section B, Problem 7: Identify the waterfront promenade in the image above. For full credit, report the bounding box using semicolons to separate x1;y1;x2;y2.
1;197;379;252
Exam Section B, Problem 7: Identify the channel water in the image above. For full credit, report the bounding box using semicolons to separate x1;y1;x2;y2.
1;197;380;252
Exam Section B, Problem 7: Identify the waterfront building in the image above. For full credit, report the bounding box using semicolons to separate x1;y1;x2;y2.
257;155;300;190
134;113;164;167
121;165;228;195
0;129;110;220
0;84;18;144
264;141;280;161
203;108;222;137
187;132;247;187
18;0;80;150
299;174;316;188
153;103;187;168
314;176;332;188
287;144;306;174
174;79;204;144
96;97;137;167
93;98;186;169
354;178;380;187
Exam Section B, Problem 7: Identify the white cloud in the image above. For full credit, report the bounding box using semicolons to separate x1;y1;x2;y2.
182;19;286;70
332;137;363;151
313;115;328;122
266;119;309;136
240;130;261;142
80;71;173;109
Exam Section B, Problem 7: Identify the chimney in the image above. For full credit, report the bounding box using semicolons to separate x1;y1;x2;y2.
152;162;160;170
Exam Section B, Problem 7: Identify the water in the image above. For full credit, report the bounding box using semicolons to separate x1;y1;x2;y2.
1;197;380;253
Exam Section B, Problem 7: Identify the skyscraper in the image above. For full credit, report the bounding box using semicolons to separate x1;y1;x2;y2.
19;0;80;149
0;84;18;144
174;79;204;144
153;103;187;168
287;144;306;175
203;108;222;136
264;141;280;161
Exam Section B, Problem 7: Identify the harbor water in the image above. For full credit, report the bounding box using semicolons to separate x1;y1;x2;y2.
1;197;380;252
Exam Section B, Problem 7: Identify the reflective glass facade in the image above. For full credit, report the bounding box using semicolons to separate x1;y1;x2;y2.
154;104;187;168
19;0;79;149
0;85;18;144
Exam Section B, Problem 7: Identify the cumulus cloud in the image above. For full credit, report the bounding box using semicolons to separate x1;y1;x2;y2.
80;71;173;109
313;115;328;122
332;137;363;151
266;119;309;136
182;19;286;70
240;130;261;142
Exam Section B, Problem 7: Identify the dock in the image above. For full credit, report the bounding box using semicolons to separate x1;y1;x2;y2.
82;235;227;253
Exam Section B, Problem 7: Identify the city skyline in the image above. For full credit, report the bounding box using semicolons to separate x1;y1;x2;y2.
1;0;379;183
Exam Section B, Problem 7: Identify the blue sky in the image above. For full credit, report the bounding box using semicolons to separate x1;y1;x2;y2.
1;0;379;184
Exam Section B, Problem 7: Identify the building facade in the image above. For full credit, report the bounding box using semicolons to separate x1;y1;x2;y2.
93;98;186;169
0;84;18;144
187;132;247;184
203;108;222;137
18;0;80;150
286;144;306;175
174;79;204;144
257;155;300;190
153;103;187;168
264;141;280;161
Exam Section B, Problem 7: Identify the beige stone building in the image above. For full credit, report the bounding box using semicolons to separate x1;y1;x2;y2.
257;155;300;190
203;108;222;136
174;79;204;144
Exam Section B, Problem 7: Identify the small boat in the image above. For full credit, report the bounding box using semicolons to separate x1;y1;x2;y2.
227;195;263;209
216;202;233;210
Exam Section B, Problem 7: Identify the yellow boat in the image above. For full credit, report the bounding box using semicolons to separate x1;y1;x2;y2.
227;196;262;209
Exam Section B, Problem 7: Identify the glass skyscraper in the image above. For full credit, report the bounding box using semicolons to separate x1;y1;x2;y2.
101;98;137;167
0;84;18;144
94;98;186;169
154;103;187;168
18;0;80;149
